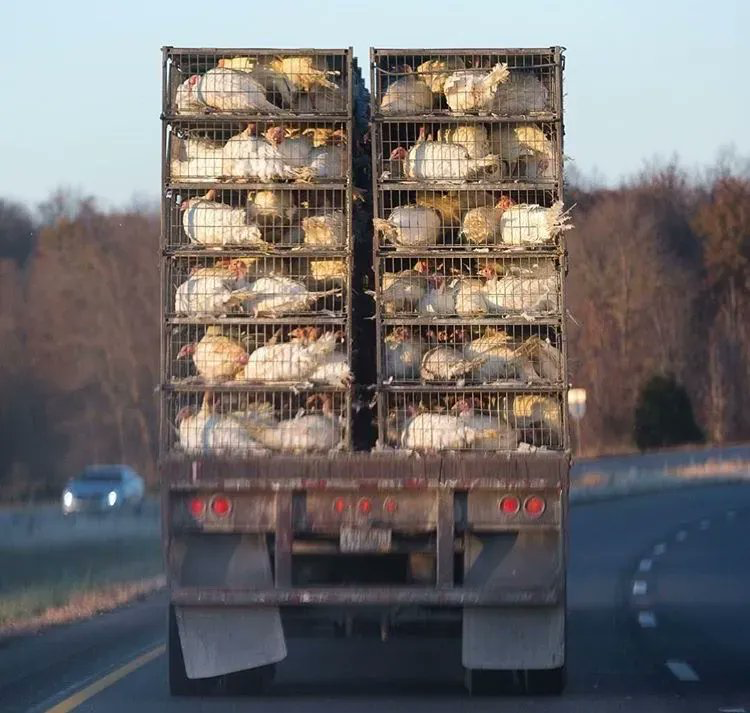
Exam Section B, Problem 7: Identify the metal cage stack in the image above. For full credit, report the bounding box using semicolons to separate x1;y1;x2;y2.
370;48;568;453
160;47;363;458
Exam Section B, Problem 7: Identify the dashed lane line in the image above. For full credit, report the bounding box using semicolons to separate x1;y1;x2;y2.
665;659;700;682
675;530;688;542
700;519;711;530
632;580;648;596
653;542;667;556
637;611;657;628
638;558;653;572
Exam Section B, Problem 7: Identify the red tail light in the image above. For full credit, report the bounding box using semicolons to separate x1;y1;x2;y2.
332;496;347;514
357;497;372;514
524;496;546;517
499;495;521;515
210;495;232;517
188;497;205;517
383;497;398;514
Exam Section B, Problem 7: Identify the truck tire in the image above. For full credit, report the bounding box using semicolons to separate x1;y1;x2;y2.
168;605;213;696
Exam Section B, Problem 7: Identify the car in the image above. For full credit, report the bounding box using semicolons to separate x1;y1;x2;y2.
61;465;145;516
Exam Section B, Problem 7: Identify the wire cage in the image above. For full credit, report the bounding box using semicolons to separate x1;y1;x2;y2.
373;120;559;184
377;388;564;452
371;48;562;118
377;254;562;319
374;187;566;251
163;48;353;117
379;322;562;387
166;120;350;185
164;388;350;456
165;187;351;251
166;254;349;320
166;321;352;387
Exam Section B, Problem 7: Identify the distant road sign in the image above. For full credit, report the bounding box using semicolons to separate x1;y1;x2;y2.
568;388;587;421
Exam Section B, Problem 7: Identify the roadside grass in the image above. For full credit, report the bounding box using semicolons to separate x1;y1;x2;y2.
0;536;163;631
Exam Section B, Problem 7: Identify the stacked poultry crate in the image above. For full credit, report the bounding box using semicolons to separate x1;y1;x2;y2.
370;48;568;453
161;48;361;456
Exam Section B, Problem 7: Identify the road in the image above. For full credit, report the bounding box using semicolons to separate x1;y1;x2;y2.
2;483;749;712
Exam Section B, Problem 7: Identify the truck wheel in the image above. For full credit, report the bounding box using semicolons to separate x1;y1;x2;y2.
522;665;566;695
168;605;213;696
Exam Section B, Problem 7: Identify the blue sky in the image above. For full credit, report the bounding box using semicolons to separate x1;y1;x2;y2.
3;0;747;208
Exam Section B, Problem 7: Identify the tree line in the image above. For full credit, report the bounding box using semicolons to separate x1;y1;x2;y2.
0;158;748;499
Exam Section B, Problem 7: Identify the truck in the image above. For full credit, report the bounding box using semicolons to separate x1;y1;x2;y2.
160;46;569;696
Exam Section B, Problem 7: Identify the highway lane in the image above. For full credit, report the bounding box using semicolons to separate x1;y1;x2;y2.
2;483;748;712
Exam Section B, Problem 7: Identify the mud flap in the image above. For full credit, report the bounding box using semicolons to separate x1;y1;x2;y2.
462;532;565;670
173;533;286;678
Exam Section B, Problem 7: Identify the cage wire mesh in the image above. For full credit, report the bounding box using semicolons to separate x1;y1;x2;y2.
371;48;566;453
374;187;566;251
166;389;349;456
371;49;560;117
164;48;351;117
162;48;360;458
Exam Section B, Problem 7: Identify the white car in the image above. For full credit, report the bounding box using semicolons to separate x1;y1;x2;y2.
61;465;145;515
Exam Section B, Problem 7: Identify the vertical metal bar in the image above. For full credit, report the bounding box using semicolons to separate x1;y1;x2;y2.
436;489;454;588
274;491;293;587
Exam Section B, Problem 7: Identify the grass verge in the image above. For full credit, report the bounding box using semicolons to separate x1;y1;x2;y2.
0;536;164;637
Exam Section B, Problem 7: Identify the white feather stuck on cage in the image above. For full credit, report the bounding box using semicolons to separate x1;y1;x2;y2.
390;134;501;181
238;331;337;382
400;412;475;451
384;329;424;380
442;63;510;113
436;125;490;159
500;202;571;245
181;192;267;247
302;210;345;247
490;71;549;115
373;206;441;248
416;57;466;94
481;263;559;314
381;267;428;313
420;347;486;382
380;73;434;115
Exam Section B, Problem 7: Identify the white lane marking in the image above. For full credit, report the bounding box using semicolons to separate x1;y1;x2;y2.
639;558;653;572
653;542;667;556
665;659;700;682
676;530;688;542
638;611;657;628
700;519;710;530
632;580;648;596
718;707;746;712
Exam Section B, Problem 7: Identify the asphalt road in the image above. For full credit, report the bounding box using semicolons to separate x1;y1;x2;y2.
2;484;749;713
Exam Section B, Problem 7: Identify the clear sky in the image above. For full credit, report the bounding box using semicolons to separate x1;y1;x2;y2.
3;0;747;208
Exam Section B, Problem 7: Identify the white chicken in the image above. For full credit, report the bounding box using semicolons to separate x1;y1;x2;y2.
306;144;347;179
453;400;518;450
490;71;549;115
436;125;490;159
515;336;562;382
511;394;562;437
222;126;303;182
400;412;475;451
263;126;313;167
308;351;352;386
245;406;342;453
492;124;554;179
380;72;434;115
267;56;340;92
465;330;539;383
453;278;488;317
390;132;501;181
170;136;224;182
237;331;337;383
419;346;485;383
461;197;514;245
373;205;442;248
500;202;571;245
246;190;298;226
384;328;424;381
173;262;248;316
229;276;340;316
481;263;559;315
418;278;457;316
310;259;347;286
416;57;466;94
381;266;428;314
302;211;345;247
176;68;283;113
443;63;510;113
177;328;249;382
180;191;267;248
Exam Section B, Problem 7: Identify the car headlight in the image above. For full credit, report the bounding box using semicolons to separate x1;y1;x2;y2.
107;490;118;507
63;491;73;507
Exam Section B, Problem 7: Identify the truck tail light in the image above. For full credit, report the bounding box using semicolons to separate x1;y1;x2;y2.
498;495;521;515
524;495;546;517
210;495;232;517
357;497;372;514
188;496;205;517
332;496;347;514
383;497;398;514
